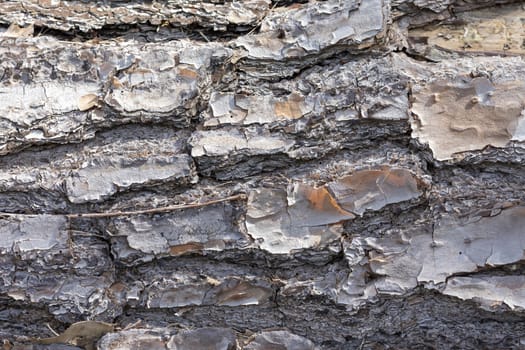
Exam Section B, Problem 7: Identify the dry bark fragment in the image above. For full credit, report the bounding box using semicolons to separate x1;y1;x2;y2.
0;0;271;33
0;37;230;155
341;206;525;305
409;3;525;57
0;126;195;209
444;276;525;310
32;321;114;350
392;53;525;161
244;330;319;350
234;0;385;61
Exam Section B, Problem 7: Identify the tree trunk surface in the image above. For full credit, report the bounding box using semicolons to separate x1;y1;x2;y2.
1;1;525;349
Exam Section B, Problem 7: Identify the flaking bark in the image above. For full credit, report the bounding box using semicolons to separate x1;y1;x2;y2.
1;1;525;349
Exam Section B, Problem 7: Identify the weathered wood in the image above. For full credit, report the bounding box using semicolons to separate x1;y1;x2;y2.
1;1;525;349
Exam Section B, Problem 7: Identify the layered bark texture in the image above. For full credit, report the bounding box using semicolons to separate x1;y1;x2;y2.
1;1;525;349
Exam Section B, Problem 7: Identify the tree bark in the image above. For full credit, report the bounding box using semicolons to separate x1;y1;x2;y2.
1;1;525;349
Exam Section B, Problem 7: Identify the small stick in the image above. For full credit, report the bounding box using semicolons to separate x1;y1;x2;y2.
197;30;210;42
66;193;247;219
45;324;59;337
0;194;247;219
247;1;278;35
122;320;142;331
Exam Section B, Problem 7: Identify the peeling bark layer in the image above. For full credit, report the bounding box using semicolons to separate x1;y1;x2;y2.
1;1;525;349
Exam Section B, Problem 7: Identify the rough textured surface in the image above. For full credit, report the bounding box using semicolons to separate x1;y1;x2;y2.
1;0;525;349
409;3;525;55
234;0;384;61
0;1;271;33
0;38;230;155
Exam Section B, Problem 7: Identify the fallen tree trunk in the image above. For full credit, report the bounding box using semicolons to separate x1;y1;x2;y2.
1;1;525;349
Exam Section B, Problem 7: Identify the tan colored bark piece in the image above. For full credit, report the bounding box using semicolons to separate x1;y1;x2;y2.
409;3;525;56
411;76;525;160
34;321;115;350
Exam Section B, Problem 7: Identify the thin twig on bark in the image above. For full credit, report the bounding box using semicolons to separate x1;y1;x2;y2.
67;193;247;219
0;194;247;219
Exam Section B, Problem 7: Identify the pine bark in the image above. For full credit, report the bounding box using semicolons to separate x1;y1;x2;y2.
1;1;525;349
